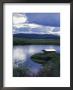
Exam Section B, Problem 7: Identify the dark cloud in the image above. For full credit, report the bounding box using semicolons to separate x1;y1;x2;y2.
26;13;60;27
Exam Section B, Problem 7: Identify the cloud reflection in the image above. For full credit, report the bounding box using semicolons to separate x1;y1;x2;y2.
28;47;36;55
13;48;26;61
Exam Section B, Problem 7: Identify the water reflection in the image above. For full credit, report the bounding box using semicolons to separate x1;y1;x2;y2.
13;45;60;75
13;48;26;61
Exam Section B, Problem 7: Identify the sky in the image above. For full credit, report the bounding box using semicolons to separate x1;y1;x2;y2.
26;13;60;27
13;13;60;35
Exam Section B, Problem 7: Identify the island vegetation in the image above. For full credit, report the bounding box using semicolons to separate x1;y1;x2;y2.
31;51;60;77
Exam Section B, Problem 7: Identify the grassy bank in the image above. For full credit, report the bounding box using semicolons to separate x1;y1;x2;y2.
31;52;60;77
13;38;60;45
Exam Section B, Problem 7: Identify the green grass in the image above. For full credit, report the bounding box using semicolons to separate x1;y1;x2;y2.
13;66;30;77
31;52;60;77
31;52;60;64
13;38;60;45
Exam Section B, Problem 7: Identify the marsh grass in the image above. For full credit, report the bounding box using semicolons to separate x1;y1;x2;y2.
13;38;60;45
31;52;60;77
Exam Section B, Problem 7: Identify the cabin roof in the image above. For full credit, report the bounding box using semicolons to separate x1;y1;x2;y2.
43;49;56;51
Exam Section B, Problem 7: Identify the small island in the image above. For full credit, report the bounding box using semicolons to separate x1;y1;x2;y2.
31;49;60;77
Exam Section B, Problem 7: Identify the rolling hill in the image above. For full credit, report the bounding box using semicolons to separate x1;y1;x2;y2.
13;33;60;40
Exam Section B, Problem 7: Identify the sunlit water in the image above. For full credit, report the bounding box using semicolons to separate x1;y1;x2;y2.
13;45;60;76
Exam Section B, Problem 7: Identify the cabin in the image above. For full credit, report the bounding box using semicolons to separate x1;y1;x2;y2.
42;49;56;53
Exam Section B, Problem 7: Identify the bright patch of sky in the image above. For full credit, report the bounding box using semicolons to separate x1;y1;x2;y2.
13;13;27;24
13;13;60;36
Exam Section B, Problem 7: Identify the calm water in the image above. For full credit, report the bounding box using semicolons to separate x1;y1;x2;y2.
13;45;60;75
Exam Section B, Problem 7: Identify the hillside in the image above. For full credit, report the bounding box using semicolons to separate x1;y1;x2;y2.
13;33;60;40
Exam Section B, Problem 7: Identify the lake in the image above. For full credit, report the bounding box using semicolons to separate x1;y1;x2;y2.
13;45;60;76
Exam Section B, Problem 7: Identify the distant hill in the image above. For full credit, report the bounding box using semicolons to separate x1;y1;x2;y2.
13;33;60;39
